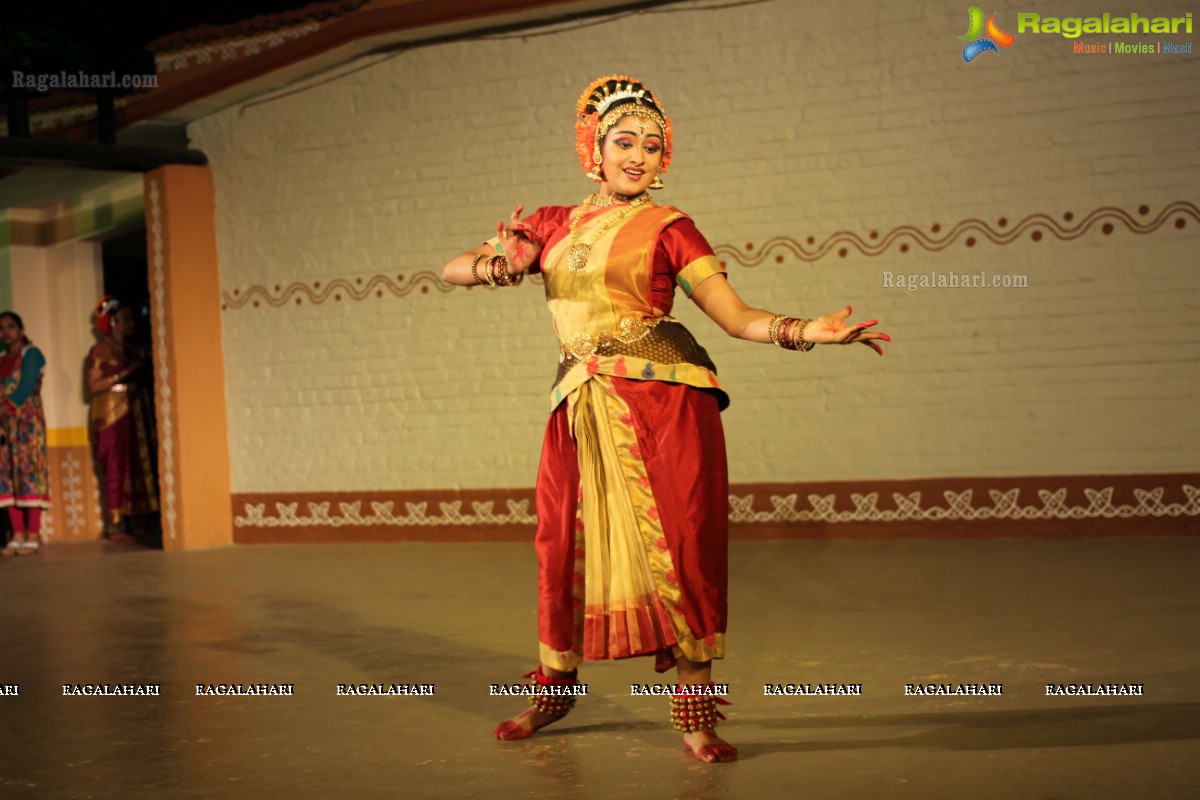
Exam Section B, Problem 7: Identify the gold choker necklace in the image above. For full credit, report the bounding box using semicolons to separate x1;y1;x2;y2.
586;191;647;208
566;193;652;272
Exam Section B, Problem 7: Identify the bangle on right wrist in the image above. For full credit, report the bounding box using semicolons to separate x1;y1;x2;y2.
469;253;489;285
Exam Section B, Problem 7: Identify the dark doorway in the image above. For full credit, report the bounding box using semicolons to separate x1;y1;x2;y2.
102;229;154;352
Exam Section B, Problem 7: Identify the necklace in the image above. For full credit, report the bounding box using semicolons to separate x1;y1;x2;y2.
566;192;651;272
588;191;638;208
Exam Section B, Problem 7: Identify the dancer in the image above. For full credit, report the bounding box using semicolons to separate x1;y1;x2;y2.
87;296;159;541
0;311;50;556
442;75;889;763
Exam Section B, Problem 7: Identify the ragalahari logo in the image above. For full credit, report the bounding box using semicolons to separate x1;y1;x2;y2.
961;7;1017;61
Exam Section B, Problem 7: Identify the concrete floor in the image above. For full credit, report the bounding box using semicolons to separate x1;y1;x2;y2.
1;537;1197;799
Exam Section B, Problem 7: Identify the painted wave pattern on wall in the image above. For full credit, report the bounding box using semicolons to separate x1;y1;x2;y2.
714;201;1197;266
220;202;1198;310
223;272;457;309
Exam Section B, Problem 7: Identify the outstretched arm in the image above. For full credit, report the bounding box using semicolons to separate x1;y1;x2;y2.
689;275;890;355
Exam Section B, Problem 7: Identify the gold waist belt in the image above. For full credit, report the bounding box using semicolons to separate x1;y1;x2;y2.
555;316;719;385
91;389;130;427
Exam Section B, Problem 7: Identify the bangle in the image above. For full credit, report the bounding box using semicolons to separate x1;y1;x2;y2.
767;314;787;347
489;255;522;287
768;315;814;352
469;254;489;285
789;318;815;352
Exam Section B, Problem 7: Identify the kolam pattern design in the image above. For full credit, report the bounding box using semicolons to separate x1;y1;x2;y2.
41;446;105;542
727;485;1200;524
236;498;536;528
233;482;1200;530
154;23;322;72
59;450;90;533
0;96;134;136
148;179;179;542
220;202;1197;311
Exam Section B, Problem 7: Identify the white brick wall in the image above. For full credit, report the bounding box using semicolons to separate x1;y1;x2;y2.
191;0;1200;493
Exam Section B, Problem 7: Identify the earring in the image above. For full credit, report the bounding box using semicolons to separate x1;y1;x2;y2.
589;147;604;182
649;173;664;190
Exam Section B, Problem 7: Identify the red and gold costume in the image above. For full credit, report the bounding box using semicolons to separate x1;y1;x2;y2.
88;340;159;525
505;199;730;673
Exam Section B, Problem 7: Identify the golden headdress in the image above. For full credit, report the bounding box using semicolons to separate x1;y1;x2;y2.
575;75;673;183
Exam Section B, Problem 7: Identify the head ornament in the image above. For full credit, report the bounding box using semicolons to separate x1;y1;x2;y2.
93;295;121;336
575;75;673;183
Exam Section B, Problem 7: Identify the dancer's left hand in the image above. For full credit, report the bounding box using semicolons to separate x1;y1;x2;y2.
802;306;891;355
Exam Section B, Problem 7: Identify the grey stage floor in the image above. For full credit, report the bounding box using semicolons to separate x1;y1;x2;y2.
1;538;1197;799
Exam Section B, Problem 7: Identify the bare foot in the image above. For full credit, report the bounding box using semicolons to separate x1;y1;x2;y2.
494;706;569;740
683;729;738;763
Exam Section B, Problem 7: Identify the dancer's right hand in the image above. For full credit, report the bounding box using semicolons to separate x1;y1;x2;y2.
496;205;543;273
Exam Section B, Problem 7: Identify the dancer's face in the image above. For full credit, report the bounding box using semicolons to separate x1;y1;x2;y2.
0;316;22;350
113;308;135;340
599;114;663;196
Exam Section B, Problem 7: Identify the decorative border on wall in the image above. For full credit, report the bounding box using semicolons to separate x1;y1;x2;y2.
0;97;133;137
42;446;105;542
232;474;1200;543
149;0;367;53
148;178;179;542
234;488;537;543
154;22;322;73
219;201;1198;311
222;271;456;309
714;200;1197;266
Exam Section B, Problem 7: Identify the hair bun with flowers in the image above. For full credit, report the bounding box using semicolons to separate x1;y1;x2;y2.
575;74;673;182
93;295;121;336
